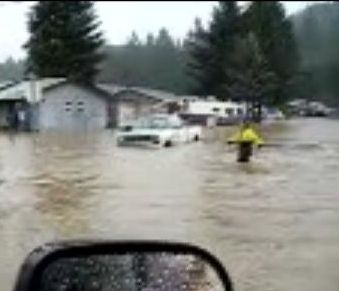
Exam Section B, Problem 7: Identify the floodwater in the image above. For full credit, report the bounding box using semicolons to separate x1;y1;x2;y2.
1;118;339;291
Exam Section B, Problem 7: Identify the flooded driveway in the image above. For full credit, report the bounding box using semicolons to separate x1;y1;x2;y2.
1;118;339;291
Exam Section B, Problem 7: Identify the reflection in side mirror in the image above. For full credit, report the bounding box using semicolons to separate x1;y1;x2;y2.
41;253;222;291
14;241;233;291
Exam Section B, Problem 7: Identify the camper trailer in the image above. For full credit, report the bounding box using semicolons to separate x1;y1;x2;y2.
180;100;246;126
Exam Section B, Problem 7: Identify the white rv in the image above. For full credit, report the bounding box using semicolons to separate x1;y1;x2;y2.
181;99;246;125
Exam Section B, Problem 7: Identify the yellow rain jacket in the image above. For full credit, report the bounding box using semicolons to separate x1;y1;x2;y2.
229;127;264;146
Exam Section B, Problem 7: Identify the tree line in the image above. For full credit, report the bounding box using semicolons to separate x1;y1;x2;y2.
0;57;25;82
185;1;299;112
97;29;193;94
1;1;338;109
291;2;339;107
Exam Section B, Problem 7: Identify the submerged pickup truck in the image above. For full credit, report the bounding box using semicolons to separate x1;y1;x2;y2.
116;114;202;147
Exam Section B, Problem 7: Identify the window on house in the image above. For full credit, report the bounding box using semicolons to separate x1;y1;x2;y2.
77;101;85;112
237;108;243;116
212;107;220;113
65;101;72;112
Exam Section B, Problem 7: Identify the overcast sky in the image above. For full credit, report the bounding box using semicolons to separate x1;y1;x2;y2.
0;1;319;62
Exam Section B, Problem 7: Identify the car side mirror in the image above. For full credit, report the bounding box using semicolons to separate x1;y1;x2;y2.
13;241;234;291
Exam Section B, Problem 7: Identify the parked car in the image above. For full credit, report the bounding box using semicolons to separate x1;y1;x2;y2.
116;114;202;147
263;107;285;121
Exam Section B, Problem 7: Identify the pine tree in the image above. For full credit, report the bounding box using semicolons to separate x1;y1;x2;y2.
146;33;155;47
243;1;300;105
24;1;104;84
208;2;241;99
127;31;141;47
0;57;24;81
97;28;192;94
184;18;212;95
185;2;241;99
151;28;182;91
226;33;277;120
292;2;339;105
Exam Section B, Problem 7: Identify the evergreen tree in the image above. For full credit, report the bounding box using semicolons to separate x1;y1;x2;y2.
152;28;178;90
97;28;192;94
155;28;175;48
127;31;141;47
24;1;104;84
146;33;155;47
226;33;277;120
185;2;241;99
185;0;297;113
244;1;300;104
0;57;24;81
292;2;339;106
184;18;214;96
208;2;241;99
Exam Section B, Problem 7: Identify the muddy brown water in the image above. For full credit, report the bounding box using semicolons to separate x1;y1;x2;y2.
1;118;339;291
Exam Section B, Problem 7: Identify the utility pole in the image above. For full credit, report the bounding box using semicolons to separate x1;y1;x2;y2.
28;72;38;131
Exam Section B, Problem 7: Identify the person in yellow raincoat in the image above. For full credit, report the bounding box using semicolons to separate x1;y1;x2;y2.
228;121;264;162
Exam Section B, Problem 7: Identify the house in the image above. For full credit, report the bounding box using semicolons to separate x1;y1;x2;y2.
97;84;179;126
0;78;116;131
0;80;188;131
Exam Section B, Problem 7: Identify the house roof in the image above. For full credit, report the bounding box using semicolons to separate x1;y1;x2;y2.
43;80;116;101
0;79;187;103
71;84;117;101
0;78;116;102
0;81;19;91
0;78;68;102
97;84;178;103
96;84;127;96
38;78;67;91
0;78;68;92
0;81;28;101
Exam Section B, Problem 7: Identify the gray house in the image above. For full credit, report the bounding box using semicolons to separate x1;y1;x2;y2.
0;79;184;131
0;78;117;131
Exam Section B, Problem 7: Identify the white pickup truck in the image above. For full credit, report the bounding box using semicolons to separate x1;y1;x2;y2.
116;114;202;147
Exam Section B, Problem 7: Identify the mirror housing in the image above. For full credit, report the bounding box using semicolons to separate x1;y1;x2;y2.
13;241;233;291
